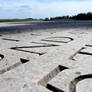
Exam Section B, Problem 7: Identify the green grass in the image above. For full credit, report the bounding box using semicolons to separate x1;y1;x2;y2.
0;19;35;23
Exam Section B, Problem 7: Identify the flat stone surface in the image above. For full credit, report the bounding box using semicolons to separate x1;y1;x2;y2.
76;79;92;92
0;21;92;92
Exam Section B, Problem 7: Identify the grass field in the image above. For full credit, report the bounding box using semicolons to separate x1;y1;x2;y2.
0;19;35;22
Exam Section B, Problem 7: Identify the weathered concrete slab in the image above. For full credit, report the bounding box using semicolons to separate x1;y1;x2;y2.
0;22;92;92
47;60;92;92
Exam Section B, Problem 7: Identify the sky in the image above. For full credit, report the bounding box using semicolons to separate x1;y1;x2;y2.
0;0;92;19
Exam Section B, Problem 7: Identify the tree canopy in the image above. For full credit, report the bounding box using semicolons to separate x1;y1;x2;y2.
44;12;92;21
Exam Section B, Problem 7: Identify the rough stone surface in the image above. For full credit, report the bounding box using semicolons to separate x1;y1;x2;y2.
0;21;92;92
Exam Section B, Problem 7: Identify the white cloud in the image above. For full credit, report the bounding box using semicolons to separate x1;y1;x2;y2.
0;1;92;19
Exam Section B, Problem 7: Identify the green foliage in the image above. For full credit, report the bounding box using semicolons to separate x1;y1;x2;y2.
0;18;34;22
1;12;92;22
49;16;70;20
46;12;92;20
44;18;49;21
74;12;92;20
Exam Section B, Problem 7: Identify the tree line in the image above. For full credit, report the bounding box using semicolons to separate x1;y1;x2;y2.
44;12;92;21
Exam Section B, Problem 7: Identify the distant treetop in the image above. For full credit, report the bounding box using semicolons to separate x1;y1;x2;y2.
44;12;92;21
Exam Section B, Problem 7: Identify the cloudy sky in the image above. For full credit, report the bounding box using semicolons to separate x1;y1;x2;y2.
0;0;92;19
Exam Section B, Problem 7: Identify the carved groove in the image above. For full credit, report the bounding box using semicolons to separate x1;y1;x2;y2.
0;54;4;61
79;46;92;56
69;47;85;60
38;65;68;92
10;44;58;56
42;37;74;43
20;58;29;64
32;41;59;46
3;38;19;42
0;58;29;74
47;84;64;92
85;44;92;47
11;44;58;49
70;46;92;61
69;74;92;92
11;48;45;56
79;51;92;55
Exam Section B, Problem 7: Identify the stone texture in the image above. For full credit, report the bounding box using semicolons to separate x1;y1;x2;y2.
0;21;92;92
